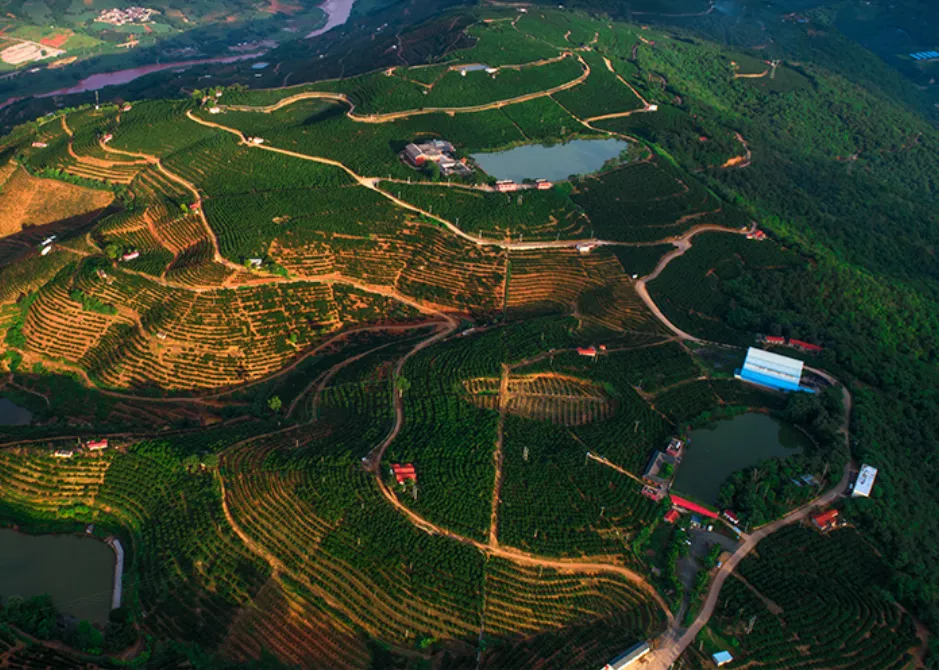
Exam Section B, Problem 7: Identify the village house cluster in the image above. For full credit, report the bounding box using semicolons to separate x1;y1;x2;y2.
402;139;474;178
95;7;155;26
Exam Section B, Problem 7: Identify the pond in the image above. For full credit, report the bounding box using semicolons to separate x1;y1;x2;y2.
0;397;32;426
470;138;629;183
0;530;114;623
671;412;811;506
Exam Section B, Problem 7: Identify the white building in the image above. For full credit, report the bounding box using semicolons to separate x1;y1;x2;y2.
852;464;878;498
602;642;649;670
735;347;807;393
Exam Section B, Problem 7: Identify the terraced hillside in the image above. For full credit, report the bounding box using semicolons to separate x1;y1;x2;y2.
0;3;928;669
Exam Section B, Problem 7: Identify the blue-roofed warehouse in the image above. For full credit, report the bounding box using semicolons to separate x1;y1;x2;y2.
736;347;813;393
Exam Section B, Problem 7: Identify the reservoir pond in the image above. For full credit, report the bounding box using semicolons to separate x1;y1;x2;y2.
0;529;114;623
671;412;810;506
471;138;629;183
0;397;31;426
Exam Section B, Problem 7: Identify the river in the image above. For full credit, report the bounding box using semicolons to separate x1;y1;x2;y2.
471;138;629;183
0;397;32;426
1;0;357;110
307;0;357;38
0;529;115;623
671;412;810;505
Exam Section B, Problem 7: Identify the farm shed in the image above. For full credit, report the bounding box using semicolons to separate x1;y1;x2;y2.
669;494;719;519
664;509;680;524
852;464;878;498
712;650;734;666
602;641;650;669
391;463;417;485
403;144;426;166
735;347;810;393
811;509;839;531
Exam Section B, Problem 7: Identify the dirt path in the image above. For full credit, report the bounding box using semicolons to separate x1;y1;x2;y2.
488;363;510;546
221;52;591;124
586;451;645;486
633;224;751;342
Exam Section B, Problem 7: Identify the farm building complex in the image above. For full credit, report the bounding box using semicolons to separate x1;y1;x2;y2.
401;140;474;178
736;347;813;393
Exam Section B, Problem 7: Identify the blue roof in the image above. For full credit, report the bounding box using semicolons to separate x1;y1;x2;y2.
712;650;734;664
736;367;805;392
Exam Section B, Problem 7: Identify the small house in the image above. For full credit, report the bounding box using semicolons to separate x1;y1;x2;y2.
86;439;109;451
31;141;48;148
641;485;664;502
391;463;417;486
247;258;264;268
722;509;739;525
852;464;878;498
121;251;140;262
577;346;598;358
208;106;222;114
763;335;785;345
664;509;680;524
576;243;598;254
789;339;823;354
40;246;52;256
53;449;74;459
811;509;839;532
121;103;132;112
102;133;113;143
666;437;684;458
249;137;265;145
535;179;553;190
494;179;520;193
712;650;733;667
403;143;427;167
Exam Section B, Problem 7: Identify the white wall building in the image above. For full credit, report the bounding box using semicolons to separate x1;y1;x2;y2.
852;464;878;498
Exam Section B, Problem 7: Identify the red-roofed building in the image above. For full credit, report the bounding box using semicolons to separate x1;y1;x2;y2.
763;336;785;345
577;346;598;358
811;509;839;531
790;339;823;353
641;485;664;502
86;439;109;451
670;494;719;519
722;510;739;525
391;463;417;485
664;509;680;524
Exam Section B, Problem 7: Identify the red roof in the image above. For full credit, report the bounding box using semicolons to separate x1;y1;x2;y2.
577;346;597;357
764;336;785;344
664;510;680;524
86;439;108;450
790;339;823;352
812;509;839;526
670;494;719;519
723;510;739;524
391;463;417;485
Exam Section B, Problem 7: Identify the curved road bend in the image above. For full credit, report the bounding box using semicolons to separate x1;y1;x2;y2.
220;51;590;123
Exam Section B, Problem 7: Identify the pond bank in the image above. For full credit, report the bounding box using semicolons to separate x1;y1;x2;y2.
0;528;115;623
671;412;810;506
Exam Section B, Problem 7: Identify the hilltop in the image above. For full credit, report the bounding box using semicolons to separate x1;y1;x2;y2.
0;4;938;669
